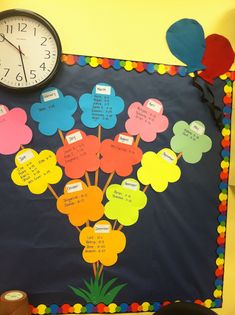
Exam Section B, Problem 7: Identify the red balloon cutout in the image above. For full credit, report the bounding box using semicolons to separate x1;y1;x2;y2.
199;34;235;84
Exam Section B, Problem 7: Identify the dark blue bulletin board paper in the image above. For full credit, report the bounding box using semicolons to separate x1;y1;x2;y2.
0;57;230;312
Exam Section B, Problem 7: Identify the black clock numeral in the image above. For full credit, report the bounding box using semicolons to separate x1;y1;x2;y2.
30;70;36;79
6;25;13;33
40;62;46;71
16;72;23;81
18;23;27;32
41;37;47;46
33;27;37;36
3;68;10;77
44;50;51;59
0;34;4;42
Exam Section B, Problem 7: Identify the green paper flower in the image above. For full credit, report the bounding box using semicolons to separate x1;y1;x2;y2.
105;178;147;226
170;120;212;163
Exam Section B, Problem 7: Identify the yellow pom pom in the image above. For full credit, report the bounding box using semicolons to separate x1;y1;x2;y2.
217;225;226;234
157;64;167;74
73;303;83;313
142;302;150;311
204;299;212;308
222;128;230;136
216;257;224;266
188;72;195;77
214;289;222;298
224;85;232;93
124;61;133;71
219;193;227;201
221;160;229;169
108;303;117;313
220;74;228;80
37;304;47;315
90;57;99;68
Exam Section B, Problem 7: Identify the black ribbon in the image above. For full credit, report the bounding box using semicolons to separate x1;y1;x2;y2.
192;73;224;131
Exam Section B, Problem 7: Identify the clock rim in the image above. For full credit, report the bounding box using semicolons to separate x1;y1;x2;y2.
0;9;62;91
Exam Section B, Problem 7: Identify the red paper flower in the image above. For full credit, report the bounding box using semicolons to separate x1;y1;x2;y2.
100;132;143;176
56;129;100;178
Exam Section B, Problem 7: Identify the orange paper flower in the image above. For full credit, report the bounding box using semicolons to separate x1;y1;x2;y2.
57;180;104;226
100;132;142;176
56;129;100;178
79;220;126;266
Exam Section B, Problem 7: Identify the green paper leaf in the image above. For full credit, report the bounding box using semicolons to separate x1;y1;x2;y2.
69;285;90;303
99;273;104;292
100;277;117;297
102;283;127;305
70;275;126;304
84;279;92;292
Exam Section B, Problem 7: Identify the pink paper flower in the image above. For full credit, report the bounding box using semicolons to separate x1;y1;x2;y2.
0;105;32;155
100;132;143;176
125;98;169;142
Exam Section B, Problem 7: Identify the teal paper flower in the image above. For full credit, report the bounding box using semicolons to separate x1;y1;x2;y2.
170;120;212;163
79;83;125;129
30;87;77;136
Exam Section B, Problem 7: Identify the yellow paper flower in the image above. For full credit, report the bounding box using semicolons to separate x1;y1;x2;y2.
137;148;181;192
11;148;62;194
79;220;126;266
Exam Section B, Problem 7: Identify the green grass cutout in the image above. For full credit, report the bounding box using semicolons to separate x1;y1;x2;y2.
69;268;126;304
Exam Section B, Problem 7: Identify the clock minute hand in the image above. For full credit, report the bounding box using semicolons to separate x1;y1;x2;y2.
18;45;27;83
0;34;25;56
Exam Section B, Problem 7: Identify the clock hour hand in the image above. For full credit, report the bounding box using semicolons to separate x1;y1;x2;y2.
18;45;27;83
0;34;25;56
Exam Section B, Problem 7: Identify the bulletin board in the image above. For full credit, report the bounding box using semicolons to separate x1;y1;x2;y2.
0;54;233;314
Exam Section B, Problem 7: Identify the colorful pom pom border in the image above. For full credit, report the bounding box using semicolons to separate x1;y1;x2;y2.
61;54;235;79
29;55;234;314
29;299;224;314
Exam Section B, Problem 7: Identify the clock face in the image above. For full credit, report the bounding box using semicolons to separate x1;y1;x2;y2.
0;10;61;90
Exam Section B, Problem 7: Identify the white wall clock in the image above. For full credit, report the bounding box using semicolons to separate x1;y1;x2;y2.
0;9;62;90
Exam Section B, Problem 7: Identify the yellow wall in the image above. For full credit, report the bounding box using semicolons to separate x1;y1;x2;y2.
1;1;235;315
1;0;235;64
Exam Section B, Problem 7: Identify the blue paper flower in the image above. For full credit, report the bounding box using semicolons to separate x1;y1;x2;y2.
79;83;125;129
30;87;78;136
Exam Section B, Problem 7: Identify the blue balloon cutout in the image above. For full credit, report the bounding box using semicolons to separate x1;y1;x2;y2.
166;18;206;73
